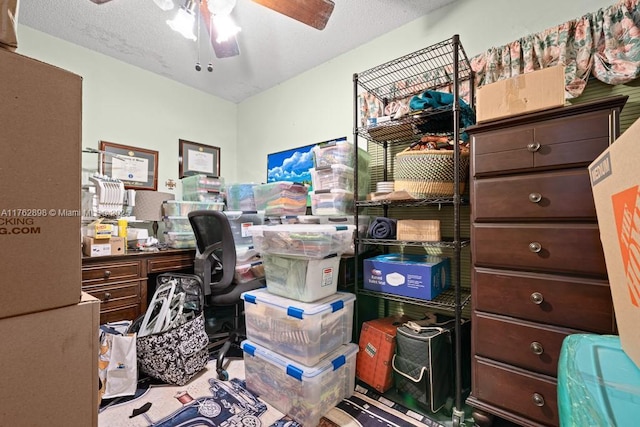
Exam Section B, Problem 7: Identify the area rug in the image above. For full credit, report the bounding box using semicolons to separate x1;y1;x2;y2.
98;358;442;427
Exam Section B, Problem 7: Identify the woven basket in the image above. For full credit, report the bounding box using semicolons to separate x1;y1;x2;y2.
394;147;470;197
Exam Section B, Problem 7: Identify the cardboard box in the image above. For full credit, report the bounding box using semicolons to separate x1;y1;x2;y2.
363;253;450;300
0;49;83;319
83;236;126;257
0;293;100;426
356;315;411;393
589;117;640;369
476;66;566;123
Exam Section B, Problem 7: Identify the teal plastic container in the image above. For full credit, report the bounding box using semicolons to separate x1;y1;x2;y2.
558;334;640;426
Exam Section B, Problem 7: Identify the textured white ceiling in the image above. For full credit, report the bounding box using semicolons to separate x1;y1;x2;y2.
17;0;456;103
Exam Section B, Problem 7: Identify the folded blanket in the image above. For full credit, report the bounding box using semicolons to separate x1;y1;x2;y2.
368;217;397;239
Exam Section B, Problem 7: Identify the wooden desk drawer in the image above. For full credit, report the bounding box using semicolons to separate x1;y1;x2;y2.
82;261;141;284
472;223;606;276
147;253;194;274
473;169;595;221
472;357;558;426
473;267;614;333
82;280;141;311
473;312;576;377
99;305;140;325
473;109;611;176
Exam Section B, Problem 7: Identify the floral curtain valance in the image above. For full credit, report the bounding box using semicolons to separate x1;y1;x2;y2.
471;0;640;98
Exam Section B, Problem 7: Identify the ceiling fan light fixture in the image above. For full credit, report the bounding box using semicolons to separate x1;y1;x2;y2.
167;0;198;41
212;14;241;43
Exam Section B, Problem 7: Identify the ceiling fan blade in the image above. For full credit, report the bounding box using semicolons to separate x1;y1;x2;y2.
200;0;240;58
252;0;334;30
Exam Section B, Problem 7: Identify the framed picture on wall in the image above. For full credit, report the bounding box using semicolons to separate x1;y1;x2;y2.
179;139;220;178
99;141;159;190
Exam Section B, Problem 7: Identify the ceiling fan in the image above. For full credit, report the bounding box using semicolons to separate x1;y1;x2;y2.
89;0;335;59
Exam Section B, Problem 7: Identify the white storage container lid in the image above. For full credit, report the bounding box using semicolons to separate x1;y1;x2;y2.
241;340;358;380
241;288;355;318
223;210;262;219
249;223;355;235
163;215;188;220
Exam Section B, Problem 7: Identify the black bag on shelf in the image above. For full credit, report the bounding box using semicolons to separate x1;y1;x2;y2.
392;318;455;413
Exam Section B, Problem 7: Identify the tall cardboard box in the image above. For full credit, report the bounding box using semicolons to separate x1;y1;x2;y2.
0;48;82;318
589;118;640;370
0;293;100;426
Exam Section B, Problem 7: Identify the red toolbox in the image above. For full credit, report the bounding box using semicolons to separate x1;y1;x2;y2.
356;315;410;393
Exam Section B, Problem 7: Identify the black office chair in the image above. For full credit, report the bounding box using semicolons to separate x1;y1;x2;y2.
187;209;265;380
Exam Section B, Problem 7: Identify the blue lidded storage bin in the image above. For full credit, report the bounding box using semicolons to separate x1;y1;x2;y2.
558;334;640;426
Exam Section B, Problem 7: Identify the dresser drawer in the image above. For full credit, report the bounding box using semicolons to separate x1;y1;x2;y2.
82;279;141;311
473;109;612;176
82;261;141;284
147;252;194;274
473;169;595;221
472;357;558;426
473;268;614;333
473;312;576;377
472;223;606;276
99;305;140;325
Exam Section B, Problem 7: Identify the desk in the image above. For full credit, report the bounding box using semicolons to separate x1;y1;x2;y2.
82;248;195;324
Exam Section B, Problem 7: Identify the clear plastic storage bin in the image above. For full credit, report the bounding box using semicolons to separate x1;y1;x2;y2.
163;231;196;248
162;216;193;232
225;183;258;211
262;253;341;302
310;189;354;215
182;189;224;203
312;139;370;169
223;211;264;248
252;182;308;216
242;340;358;427
310;164;355;192
181;174;224;193
319;215;371;255
162;200;224;216
241;288;355;366
248;224;356;258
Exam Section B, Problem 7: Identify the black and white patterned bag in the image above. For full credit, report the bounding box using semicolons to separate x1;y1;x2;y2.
131;274;209;385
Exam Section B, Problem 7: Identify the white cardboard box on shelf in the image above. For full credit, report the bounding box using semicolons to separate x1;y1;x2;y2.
242;340;358;427
241;288;355;366
589;117;640;369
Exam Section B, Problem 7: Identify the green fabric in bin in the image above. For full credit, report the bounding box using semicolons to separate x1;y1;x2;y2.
558;334;640;426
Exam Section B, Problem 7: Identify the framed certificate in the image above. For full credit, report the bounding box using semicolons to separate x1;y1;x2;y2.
99;141;159;190
179;139;220;178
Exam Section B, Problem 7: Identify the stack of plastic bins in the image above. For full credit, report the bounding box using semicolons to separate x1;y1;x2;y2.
181;174;224;203
161;200;224;248
310;139;370;217
241;223;358;425
222;211;265;284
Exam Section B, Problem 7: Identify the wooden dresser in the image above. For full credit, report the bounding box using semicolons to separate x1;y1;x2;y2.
466;96;627;427
82;248;195;324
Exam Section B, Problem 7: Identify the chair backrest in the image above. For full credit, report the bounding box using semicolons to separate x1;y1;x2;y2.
188;210;237;292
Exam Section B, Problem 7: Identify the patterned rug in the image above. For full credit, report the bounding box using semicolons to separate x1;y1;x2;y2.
98;358;444;427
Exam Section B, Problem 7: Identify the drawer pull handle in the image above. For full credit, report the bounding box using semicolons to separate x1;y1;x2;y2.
529;192;542;203
529;242;542;253
104;292;112;301
527;142;541;152
530;341;544;355
530;292;544;305
532;393;545;407
103;270;111;279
